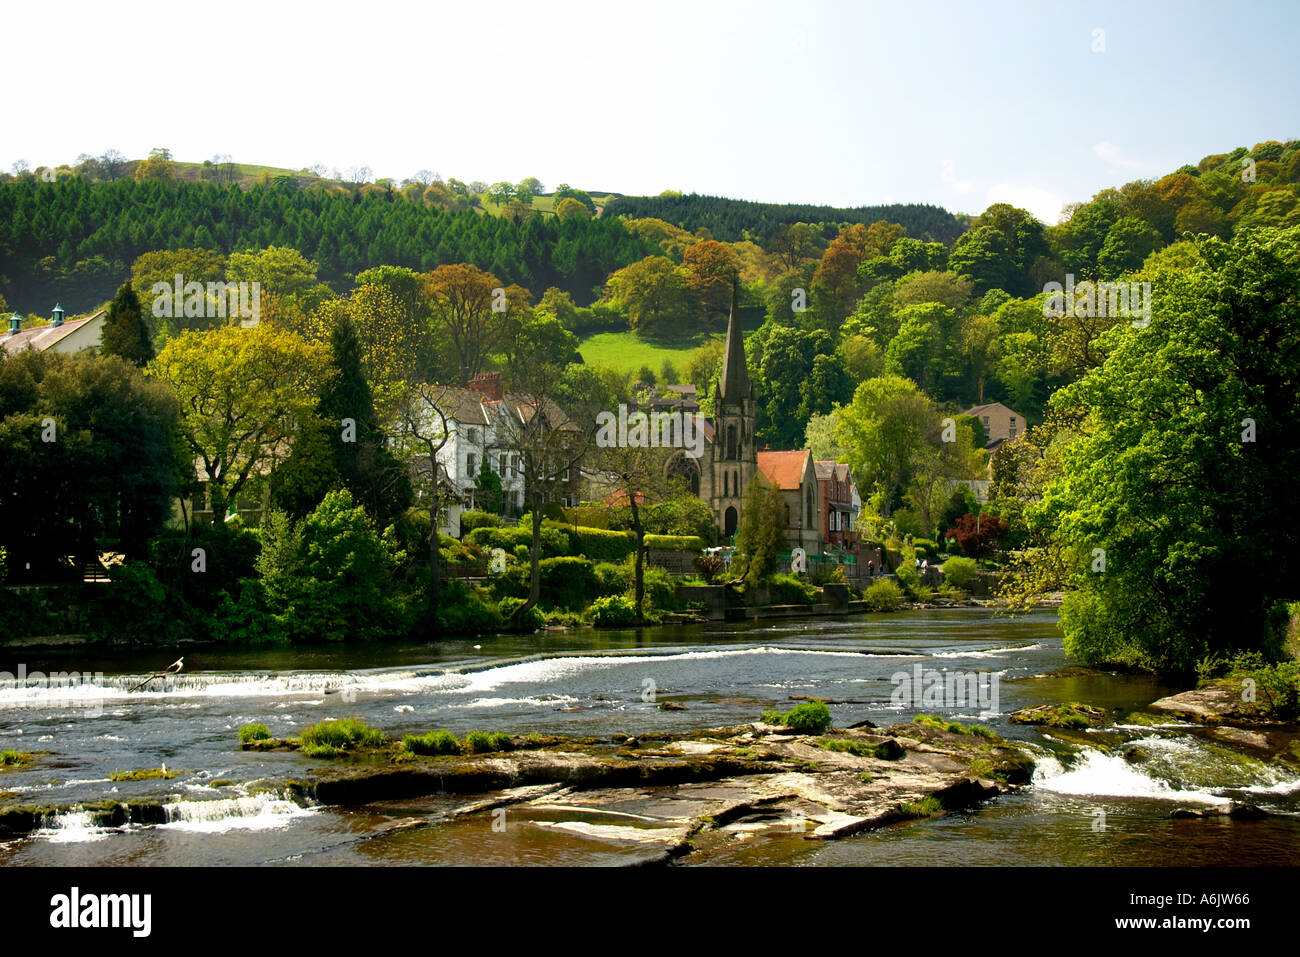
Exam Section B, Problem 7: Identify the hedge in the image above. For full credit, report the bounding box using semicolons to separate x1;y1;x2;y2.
459;510;505;535
465;524;569;558
561;523;636;561
643;534;705;552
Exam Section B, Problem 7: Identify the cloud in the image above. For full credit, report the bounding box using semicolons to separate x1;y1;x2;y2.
940;158;976;194
1092;141;1155;171
984;184;1067;225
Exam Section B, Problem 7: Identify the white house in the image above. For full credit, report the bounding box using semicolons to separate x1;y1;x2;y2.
3;304;106;356
410;372;581;535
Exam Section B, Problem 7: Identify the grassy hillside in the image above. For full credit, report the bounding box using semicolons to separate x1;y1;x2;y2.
577;331;719;374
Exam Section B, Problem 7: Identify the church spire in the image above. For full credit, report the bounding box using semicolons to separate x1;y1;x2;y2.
718;281;750;403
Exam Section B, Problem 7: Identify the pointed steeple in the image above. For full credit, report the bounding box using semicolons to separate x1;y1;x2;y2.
717;281;750;403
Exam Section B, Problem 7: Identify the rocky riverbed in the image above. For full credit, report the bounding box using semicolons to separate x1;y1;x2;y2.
1;717;1035;864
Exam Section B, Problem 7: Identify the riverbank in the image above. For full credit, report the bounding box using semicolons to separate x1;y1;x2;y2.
1;594;1063;655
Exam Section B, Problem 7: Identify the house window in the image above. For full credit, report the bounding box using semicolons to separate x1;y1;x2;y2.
1009;428;1017;438
1009;417;1016;426
982;416;990;427
466;453;477;476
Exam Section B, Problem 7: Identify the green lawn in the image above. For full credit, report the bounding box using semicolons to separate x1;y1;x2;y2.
577;331;720;374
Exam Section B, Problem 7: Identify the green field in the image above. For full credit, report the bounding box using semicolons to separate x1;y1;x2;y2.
577;331;719;374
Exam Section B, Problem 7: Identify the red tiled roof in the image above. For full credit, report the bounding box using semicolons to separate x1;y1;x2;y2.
757;450;810;490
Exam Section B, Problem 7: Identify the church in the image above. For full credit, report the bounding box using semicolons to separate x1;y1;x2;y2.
667;288;824;553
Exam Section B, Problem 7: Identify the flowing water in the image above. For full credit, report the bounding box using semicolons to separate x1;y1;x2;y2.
2;608;1297;866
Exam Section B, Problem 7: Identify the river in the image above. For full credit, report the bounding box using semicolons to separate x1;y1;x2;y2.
2;608;1297;866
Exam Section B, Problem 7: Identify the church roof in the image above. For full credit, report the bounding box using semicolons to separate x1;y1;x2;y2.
717;283;750;403
757;449;811;490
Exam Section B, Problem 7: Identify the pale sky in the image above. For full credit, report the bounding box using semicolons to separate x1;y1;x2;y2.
7;0;1297;223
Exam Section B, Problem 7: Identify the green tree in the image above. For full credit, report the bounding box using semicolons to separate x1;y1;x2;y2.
555;196;591;222
474;458;503;515
1097;217;1162;278
152;324;327;525
1030;226;1300;671
0;351;180;577
257;491;395;642
100;281;154;366
603;255;694;338
732;477;788;582
834;374;936;514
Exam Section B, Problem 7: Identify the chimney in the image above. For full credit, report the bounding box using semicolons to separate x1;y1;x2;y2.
467;372;503;401
51;303;65;327
7;313;20;336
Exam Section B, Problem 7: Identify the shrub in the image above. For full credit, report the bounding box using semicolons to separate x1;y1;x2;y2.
464;731;513;753
768;572;817;605
761;699;832;734
913;539;939;559
862;578;905;611
590;595;638;626
693;553;726;583
92;561;176;643
637;563;680;611
494;556;598;609
1222;654;1300;720
459;510;505;536
811;563;848;586
593;562;631;596
941;556;978;589
945;512;1008;558
401;730;461;755
497;596;544;630
913;713;966;734
211;579;289;646
437;579;503;633
238;723;271;743
898;796;943;818
299;718;386;753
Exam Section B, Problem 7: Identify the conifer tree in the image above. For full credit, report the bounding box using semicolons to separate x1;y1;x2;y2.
100;281;154;366
318;312;411;526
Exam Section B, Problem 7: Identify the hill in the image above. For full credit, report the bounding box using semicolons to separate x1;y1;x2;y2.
603;193;967;245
